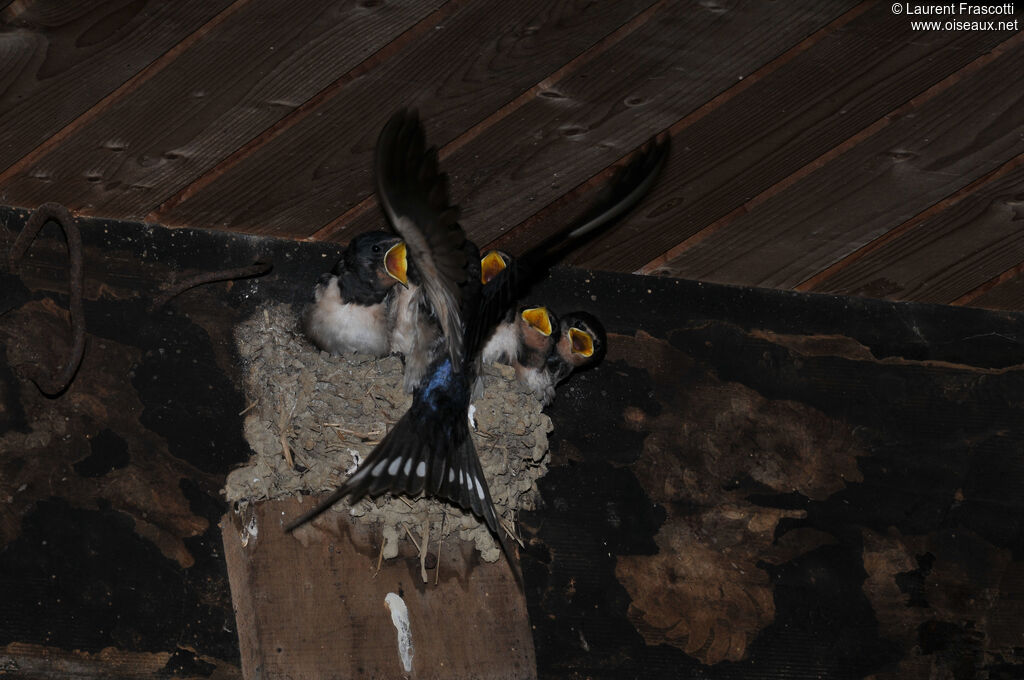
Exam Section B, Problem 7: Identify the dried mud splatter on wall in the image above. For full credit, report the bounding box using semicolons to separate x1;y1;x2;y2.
611;330;867;664
228;303;553;562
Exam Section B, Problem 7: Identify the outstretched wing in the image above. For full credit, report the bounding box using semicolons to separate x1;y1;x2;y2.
467;133;671;357
375;109;470;364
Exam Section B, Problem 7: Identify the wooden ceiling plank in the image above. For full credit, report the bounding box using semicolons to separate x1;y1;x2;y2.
962;266;1024;312
650;30;1024;289
155;0;664;237
0;0;450;221
797;153;1024;305
0;0;238;174
311;0;670;242
395;0;858;252
609;3;1020;275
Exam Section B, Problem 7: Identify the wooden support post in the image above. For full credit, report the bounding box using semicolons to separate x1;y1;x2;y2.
222;496;535;679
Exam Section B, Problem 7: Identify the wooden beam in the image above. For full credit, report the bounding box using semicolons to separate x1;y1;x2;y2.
221;496;534;679
649;30;1024;288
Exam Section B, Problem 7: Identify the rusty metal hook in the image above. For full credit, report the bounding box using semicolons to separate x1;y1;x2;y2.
9;203;86;396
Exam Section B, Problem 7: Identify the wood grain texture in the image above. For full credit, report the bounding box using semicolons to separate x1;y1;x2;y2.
156;0;662;235
652;32;1024;289
803;155;1024;304
0;0;447;220
336;0;858;247
222;497;535;680
968;270;1024;312
570;1;1018;273
0;0;236;173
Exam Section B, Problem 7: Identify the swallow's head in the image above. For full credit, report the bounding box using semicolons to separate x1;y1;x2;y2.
480;249;510;285
554;311;606;369
518;305;556;355
343;231;408;290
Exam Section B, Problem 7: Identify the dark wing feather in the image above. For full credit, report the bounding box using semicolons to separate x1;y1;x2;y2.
467;133;671;357
375;109;469;363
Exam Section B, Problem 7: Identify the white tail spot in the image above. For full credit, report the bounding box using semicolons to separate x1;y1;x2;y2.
388;457;402;476
416;461;426;477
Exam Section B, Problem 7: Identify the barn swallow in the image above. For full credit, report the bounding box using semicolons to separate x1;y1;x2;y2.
288;109;521;578
546;311;606;386
302;231;408;356
481;305;559;404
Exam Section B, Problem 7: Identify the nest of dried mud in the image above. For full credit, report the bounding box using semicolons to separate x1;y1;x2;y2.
226;303;552;562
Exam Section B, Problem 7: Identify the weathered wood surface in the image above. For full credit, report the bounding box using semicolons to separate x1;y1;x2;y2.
3;207;1024;678
1;4;1023;308
154;0;663;233
0;0;236;172
332;0;857;245
575;1;1018;273
652;31;1024;288
801;154;1024;303
0;0;446;220
222;497;534;680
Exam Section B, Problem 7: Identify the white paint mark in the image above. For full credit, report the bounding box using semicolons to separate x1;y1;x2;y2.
384;592;414;672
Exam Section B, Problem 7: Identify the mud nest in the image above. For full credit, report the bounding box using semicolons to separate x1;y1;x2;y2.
226;303;552;562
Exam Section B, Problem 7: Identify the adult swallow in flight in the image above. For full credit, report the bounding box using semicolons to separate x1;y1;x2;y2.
481;304;559;404
302;231;407;356
546;311;606;386
288;109;521;576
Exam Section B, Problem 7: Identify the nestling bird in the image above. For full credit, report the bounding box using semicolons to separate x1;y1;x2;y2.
481;305;559;404
302;231;408;356
546;311;607;387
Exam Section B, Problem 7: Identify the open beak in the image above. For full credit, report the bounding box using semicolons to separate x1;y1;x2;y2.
384;241;408;287
480;250;507;285
521;306;552;337
568;327;594;357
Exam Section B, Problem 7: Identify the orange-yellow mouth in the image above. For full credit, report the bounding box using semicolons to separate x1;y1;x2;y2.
384;241;408;286
480;250;507;285
521;306;552;336
568;327;594;357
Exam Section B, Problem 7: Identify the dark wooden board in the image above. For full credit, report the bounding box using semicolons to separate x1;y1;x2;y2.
565;1;1018;273
154;0;662;234
970;270;1024;312
4;206;1024;678
0;0;236;173
334;0;858;246
521;267;1024;678
802;155;1024;303
652;32;1024;288
222;497;534;680
0;0;446;220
